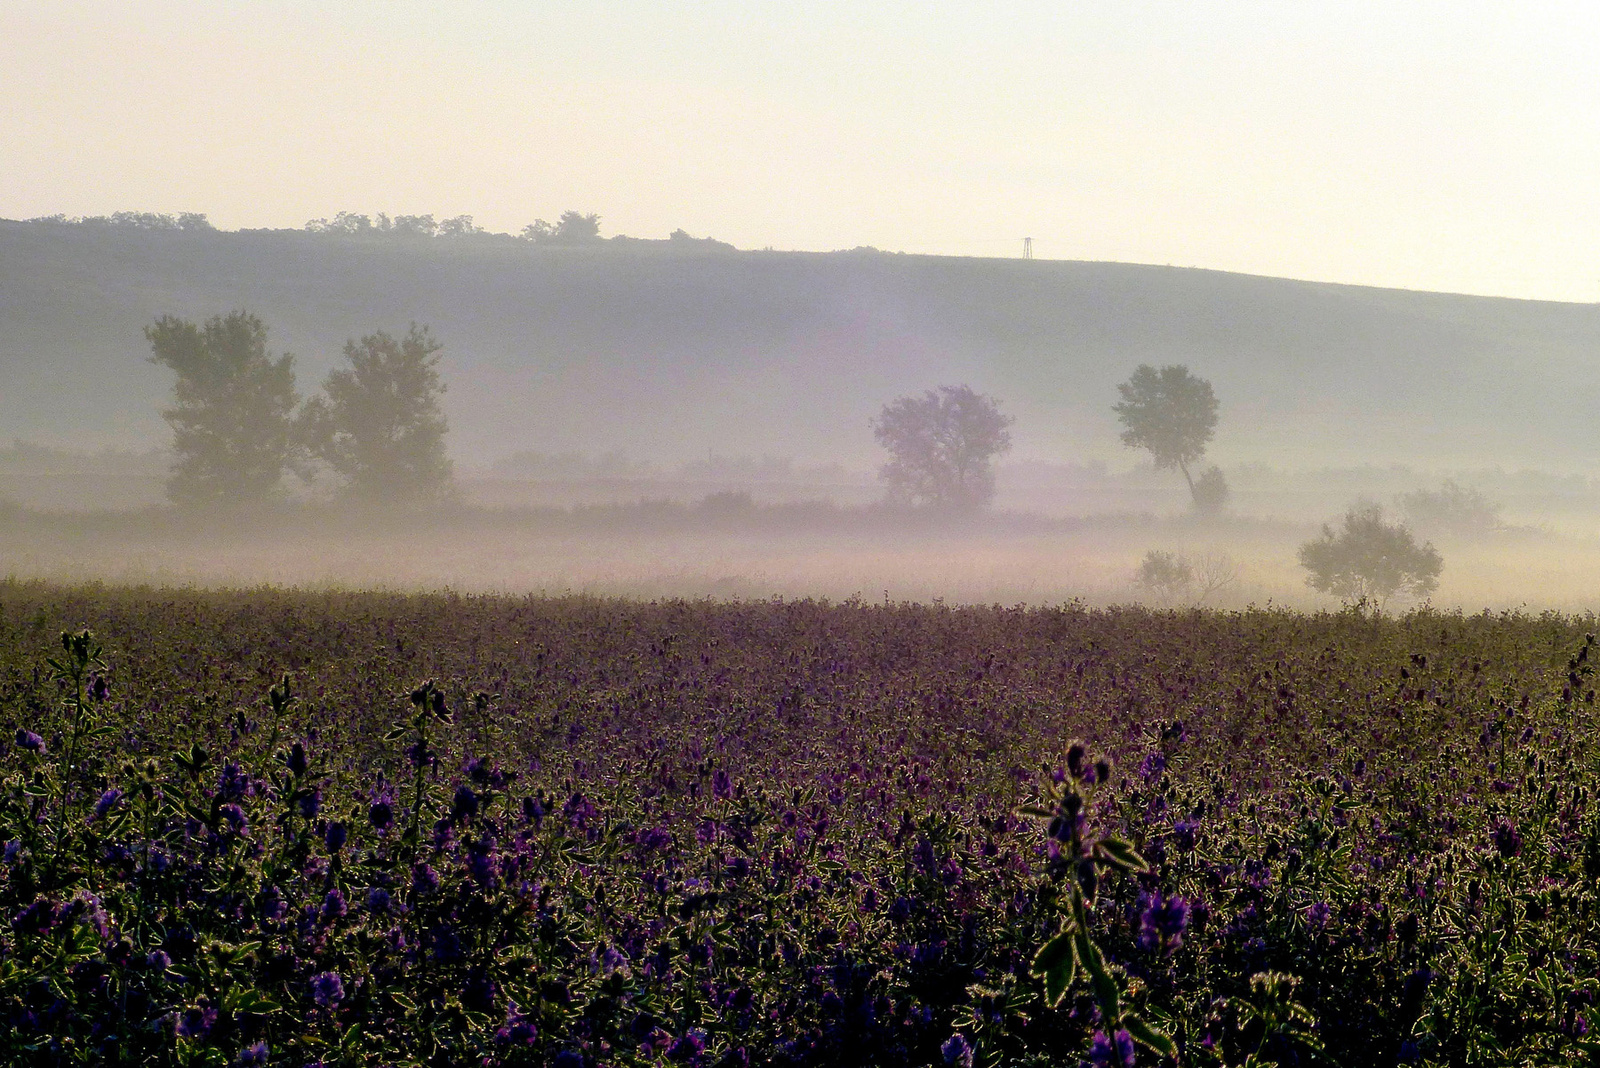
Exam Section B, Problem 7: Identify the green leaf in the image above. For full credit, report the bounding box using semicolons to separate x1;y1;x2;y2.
1123;1015;1177;1057
1074;928;1120;1022
1093;836;1150;874
1030;926;1079;1007
224;988;282;1015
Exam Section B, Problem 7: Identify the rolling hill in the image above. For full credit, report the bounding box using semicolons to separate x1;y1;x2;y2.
3;219;1599;472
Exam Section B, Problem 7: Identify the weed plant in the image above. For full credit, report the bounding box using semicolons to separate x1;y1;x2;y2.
0;583;1596;1065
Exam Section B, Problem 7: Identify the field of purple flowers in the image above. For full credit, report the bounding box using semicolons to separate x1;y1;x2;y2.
0;581;1597;1066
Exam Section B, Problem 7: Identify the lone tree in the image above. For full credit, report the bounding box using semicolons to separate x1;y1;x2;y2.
1298;504;1442;609
300;325;452;501
145;311;301;505
872;385;1013;510
1113;364;1224;513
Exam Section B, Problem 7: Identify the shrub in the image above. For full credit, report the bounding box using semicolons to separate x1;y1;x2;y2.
1298;504;1442;609
1397;479;1501;537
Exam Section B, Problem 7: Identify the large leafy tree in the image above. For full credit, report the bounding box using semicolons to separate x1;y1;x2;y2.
301;325;452;500
145;311;301;505
872;385;1013;511
1112;364;1223;512
1298;504;1443;609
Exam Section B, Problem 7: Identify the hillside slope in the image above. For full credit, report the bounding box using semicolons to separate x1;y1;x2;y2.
3;221;1598;470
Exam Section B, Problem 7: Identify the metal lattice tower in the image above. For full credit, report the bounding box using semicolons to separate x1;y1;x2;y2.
1022;237;1033;259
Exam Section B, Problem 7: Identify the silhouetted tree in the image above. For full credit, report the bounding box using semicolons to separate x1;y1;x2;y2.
1113;364;1222;511
872;385;1013;510
1298;504;1442;609
522;211;602;245
301;325;452;501
145;311;301;505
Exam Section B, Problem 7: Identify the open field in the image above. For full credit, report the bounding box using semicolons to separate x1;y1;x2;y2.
1;583;1598;1064
5;503;1600;613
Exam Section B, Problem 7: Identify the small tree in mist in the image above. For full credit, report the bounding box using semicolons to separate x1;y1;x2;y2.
1135;549;1240;606
300;325;452;501
1113;364;1224;512
1135;550;1193;605
1190;465;1230;515
523;211;602;245
872;385;1013;511
146;311;301;505
1298;504;1442;610
1397;479;1501;537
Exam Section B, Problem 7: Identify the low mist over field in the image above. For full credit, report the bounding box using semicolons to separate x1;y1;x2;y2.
5;218;1600;610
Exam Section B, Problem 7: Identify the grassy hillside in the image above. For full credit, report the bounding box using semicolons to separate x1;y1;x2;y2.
3;220;1599;470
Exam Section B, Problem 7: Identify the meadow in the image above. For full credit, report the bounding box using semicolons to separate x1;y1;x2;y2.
0;581;1596;1065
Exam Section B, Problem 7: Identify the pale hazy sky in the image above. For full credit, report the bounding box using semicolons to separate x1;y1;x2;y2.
6;1;1599;301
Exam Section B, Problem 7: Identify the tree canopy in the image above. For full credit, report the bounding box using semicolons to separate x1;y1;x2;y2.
522;211;603;245
1298;504;1443;609
872;385;1013;511
1113;364;1221;509
300;325;453;501
145;311;301;505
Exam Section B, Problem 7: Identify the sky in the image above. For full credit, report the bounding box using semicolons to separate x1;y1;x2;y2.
5;1;1600;302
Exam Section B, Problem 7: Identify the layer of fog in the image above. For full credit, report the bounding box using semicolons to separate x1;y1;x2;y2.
6;443;1600;613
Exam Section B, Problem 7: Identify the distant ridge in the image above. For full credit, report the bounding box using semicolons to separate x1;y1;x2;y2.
3;219;1598;470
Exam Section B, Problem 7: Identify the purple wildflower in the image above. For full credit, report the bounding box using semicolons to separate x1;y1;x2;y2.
1137;893;1190;956
236;1041;269;1066
218;762;252;801
496;1001;538;1045
87;673;110;701
1066;743;1086;777
320;887;348;924
147;949;172;971
324;821;347;853
14;729;44;754
412;863;441;896
258;885;287;922
12;898;57;936
942;1032;975;1068
1492;819;1522;858
368;793;394;831
217;803;247;835
1087;1029;1136;1068
285;742;308;777
450;785;480;822
366;887;392;914
1305;901;1332;928
310;970;344;1008
668;1029;707;1063
175;1002;219;1038
90;788;123;822
298;788;322;820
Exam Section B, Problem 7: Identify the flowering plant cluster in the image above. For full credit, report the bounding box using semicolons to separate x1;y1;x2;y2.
0;586;1598;1065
